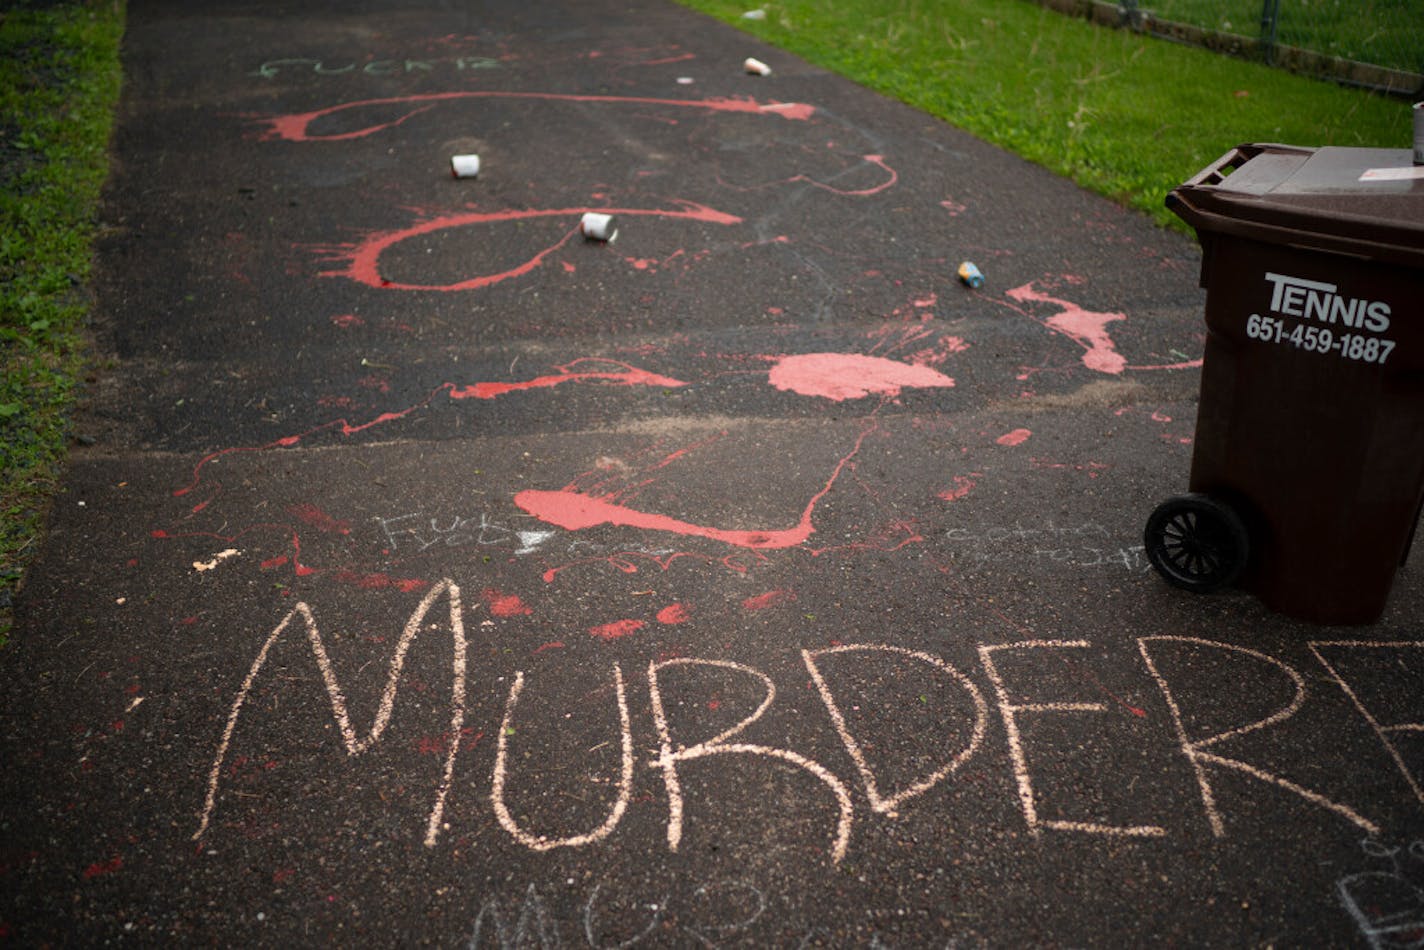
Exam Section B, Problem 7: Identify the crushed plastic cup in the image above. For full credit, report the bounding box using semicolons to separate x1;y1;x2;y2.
744;57;772;76
957;261;985;289
450;154;481;179
580;212;618;242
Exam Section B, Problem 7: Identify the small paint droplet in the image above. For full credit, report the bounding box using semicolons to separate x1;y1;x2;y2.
590;619;645;641
657;604;690;624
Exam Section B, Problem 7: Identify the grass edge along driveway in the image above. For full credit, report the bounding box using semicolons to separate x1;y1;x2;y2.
0;1;124;645
675;0;1411;228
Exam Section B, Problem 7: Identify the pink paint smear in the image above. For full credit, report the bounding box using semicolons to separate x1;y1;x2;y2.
1005;282;1127;375
316;202;741;293
996;428;1032;447
768;353;954;401
257;92;816;143
515;423;875;550
591;619;645;641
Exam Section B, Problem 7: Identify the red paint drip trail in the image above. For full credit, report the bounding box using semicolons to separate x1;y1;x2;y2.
259;92;816;143
515;421;877;550
321;203;741;294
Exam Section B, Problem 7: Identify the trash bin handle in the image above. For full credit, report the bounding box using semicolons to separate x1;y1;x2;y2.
1180;143;1314;189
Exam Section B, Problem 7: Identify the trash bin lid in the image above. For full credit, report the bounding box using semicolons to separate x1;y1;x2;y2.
1168;144;1424;269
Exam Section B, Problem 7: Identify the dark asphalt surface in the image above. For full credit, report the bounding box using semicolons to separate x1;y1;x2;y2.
4;0;1424;945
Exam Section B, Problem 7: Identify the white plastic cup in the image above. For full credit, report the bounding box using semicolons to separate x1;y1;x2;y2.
1414;102;1423;166
450;154;481;179
580;212;618;242
744;57;772;76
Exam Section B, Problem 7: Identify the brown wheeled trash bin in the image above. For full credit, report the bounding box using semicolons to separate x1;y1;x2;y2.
1145;144;1424;625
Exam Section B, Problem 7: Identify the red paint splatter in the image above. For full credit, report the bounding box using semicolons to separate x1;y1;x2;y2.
314;202;741;293
767;353;954;401
515;422;874;550
532;641;565;655
743;590;796;610
1004;282;1127;375
938;474;977;502
657;603;690;624
940;197;967;216
330;313;364;328
288;503;351;535
260;555;290;570
450;359;685;399
257;91;815;143
485;590;533;617
82;855;123;880
590;619;645;641
331;571;430;593
996;428;1032;447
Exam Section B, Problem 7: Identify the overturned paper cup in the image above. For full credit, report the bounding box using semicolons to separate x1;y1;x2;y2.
580;212;618;242
450;154;481;179
744;57;772;76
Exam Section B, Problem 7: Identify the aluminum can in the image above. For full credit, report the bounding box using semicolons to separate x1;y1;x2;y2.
957;261;985;289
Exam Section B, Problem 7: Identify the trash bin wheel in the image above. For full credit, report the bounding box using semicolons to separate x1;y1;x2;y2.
1144;493;1249;593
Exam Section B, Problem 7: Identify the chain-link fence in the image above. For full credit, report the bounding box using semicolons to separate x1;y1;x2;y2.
1033;0;1423;97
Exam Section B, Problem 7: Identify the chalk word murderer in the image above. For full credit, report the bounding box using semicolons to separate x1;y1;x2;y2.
196;582;1424;862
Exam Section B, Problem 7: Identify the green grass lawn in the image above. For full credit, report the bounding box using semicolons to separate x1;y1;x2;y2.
0;1;124;643
676;0;1412;227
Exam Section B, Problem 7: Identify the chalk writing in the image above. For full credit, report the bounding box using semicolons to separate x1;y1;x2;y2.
194;580;472;847
978;640;1165;838
198;587;1419;861
251;56;501;80
648;657;854;864
376;511;555;555
802;644;986;817
1309;641;1424;808
1337;839;1424;949
1138;636;1379;837
944;521;1152;573
492;665;634;851
469;877;817;949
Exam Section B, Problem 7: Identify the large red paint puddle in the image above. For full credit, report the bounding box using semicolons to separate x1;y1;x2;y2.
316;203;741;292
258;92;816;143
768;353;954;401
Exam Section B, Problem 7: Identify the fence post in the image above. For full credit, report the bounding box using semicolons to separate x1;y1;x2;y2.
1120;0;1143;30
1259;0;1281;65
